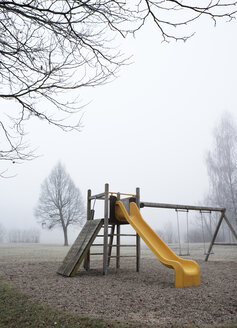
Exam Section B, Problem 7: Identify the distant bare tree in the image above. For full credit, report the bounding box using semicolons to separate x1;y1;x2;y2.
1;0;237;164
8;228;40;243
156;228;166;242
188;228;208;243
0;223;5;242
156;221;175;243
35;162;85;245
206;112;237;228
163;221;175;243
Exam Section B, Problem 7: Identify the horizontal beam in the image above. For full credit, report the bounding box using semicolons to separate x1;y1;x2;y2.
214;242;237;246
140;201;225;212
89;192;105;200
109;192;136;197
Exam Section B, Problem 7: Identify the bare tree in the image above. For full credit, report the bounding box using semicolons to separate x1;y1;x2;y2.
206;112;237;227
163;221;175;243
155;221;175;243
34;162;85;245
0;223;5;242
1;0;237;163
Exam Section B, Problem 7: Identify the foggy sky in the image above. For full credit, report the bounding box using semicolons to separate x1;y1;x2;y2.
1;18;237;244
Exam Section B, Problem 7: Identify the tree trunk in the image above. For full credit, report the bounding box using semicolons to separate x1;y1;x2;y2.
63;226;69;246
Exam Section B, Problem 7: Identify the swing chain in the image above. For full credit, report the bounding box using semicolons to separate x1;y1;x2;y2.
175;208;190;256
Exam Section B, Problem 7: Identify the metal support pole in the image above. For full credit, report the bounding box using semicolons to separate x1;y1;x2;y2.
84;189;91;270
176;210;182;256
116;193;121;269
103;183;109;275
186;211;190;255
201;211;207;255
136;187;141;272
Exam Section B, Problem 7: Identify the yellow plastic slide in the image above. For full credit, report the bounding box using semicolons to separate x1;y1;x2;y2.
115;201;200;288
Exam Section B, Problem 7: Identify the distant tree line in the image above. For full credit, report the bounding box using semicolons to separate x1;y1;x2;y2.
8;229;40;243
0;223;5;243
0;224;40;243
157;213;233;245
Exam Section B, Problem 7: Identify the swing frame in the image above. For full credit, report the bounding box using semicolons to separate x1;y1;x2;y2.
204;209;237;261
140;201;237;260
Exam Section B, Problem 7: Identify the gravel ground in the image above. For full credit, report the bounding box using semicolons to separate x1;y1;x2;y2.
1;243;237;327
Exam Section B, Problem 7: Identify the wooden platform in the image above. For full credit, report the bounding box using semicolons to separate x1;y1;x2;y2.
57;219;104;277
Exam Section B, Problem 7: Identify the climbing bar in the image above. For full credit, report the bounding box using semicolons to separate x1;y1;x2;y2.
140;201;225;212
109;244;136;248
109;192;136;197
97;234;137;237
112;234;137;237
91;244;104;247
108;255;137;258
91;244;136;248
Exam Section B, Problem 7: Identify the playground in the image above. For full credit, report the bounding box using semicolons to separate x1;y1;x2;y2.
1;184;237;327
0;243;237;327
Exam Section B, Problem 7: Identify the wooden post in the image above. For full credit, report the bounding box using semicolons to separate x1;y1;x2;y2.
116;193;121;269
205;211;224;261
103;183;109;275
205;211;237;261
108;225;115;266
84;189;91;270
223;214;237;240
136;187;141;272
116;225;121;269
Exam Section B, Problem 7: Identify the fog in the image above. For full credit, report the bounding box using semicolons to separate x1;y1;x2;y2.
1;18;237;245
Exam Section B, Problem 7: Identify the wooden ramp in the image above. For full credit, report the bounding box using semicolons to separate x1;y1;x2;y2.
57;219;103;277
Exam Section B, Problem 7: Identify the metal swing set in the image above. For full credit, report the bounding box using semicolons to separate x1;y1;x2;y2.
141;200;237;261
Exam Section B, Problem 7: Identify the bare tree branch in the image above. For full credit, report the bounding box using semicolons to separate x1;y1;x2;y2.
1;0;237;164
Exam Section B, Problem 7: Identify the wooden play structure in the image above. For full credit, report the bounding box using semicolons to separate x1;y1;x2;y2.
57;184;237;288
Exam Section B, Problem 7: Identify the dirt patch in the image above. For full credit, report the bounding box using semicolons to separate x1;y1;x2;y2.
1;258;237;327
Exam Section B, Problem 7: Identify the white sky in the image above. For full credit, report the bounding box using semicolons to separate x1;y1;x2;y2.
1;17;237;244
